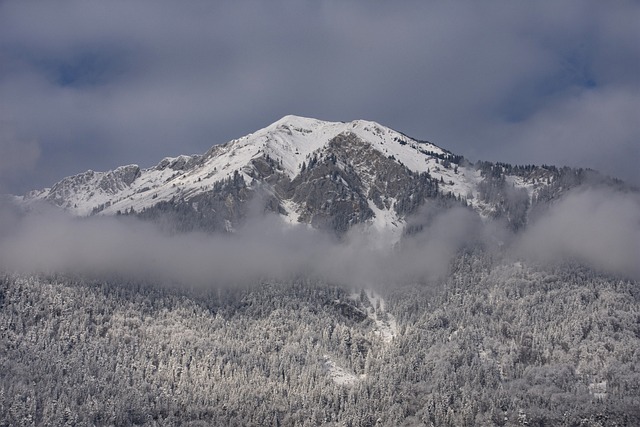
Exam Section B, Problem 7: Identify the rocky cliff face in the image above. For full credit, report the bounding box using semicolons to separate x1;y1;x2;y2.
43;165;141;209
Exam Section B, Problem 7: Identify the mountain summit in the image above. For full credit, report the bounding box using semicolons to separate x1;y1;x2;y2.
19;115;608;235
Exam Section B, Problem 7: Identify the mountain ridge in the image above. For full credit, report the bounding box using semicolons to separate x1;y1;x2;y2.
17;115;620;235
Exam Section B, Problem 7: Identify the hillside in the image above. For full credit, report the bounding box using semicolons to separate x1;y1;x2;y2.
1;256;638;426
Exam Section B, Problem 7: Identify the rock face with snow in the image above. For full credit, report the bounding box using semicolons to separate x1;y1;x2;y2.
19;115;618;234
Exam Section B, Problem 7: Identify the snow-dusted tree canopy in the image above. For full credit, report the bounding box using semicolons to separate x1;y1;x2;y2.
1;252;639;426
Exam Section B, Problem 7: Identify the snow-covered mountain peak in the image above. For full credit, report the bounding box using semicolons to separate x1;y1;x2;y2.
266;114;329;130
241;116;450;178
18;115;588;235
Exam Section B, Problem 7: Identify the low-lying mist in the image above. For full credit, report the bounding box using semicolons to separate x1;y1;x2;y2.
0;203;478;288
0;186;638;288
516;187;640;280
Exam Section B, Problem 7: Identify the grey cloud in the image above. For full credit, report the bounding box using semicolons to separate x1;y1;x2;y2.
0;119;41;192
0;1;638;194
500;87;640;185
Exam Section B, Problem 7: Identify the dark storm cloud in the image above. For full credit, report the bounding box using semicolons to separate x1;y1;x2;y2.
0;0;638;193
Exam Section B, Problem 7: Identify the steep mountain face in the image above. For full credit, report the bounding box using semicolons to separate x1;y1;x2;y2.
19;115;614;235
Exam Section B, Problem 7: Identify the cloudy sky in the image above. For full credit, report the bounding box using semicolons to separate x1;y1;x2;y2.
0;0;638;194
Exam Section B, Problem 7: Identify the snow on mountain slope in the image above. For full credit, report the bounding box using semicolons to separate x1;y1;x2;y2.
18;115;546;231
349;289;397;343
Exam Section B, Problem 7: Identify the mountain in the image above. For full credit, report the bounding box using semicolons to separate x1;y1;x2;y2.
20;114;612;236
4;116;638;426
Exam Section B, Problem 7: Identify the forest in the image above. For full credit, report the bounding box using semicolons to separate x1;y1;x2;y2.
1;247;638;426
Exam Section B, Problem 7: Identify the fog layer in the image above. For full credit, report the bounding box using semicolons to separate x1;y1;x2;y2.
1;187;638;286
517;188;640;279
